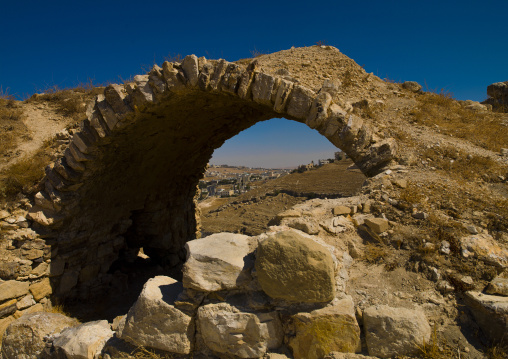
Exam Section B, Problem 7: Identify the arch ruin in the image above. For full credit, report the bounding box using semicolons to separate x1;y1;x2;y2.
27;52;398;299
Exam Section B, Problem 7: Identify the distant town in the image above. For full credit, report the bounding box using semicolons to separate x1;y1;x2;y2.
199;151;347;199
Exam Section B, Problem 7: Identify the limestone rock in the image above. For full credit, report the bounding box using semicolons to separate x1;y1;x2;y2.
464;291;508;343
197;302;281;358
255;230;335;303
119;276;194;354
53;320;114;359
363;305;431;358
288;297;361;359
460;233;508;268
0;280;29;302
182;233;254;292
364;218;389;234
332;206;351;216
486;271;508;296
1;312;78;359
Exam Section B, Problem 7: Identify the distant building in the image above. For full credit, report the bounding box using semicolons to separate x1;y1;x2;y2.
318;159;330;166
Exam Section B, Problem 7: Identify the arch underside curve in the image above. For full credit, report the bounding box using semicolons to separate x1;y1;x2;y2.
27;55;398;299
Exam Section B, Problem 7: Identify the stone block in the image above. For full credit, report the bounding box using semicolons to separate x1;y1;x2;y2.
16;294;35;310
273;79;294;113
333;206;352;216
252;72;277;105
220;63;243;94
29;278;52;302
363;305;431;358
181;54;199;87
0;280;29;302
287;85;315;120
364;218;390;234
209;59;228;91
0;262;21;280
119;276;193;354
0;299;17;319
255;230;335;303
182;233;254;292
288;297;361;359
306;92;332;130
198;302;278;358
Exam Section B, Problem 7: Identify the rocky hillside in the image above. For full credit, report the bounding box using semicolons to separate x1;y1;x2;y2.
0;46;507;358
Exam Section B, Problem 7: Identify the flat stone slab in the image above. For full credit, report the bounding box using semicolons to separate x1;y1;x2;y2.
464;291;508;343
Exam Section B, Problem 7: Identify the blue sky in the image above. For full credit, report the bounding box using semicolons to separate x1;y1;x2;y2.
2;1;507;168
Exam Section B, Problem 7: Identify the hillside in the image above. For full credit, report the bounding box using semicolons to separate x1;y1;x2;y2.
200;160;366;235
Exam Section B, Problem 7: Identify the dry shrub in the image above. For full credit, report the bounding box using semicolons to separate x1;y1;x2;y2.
363;243;389;264
410;90;508;152
398;181;426;206
118;345;174;359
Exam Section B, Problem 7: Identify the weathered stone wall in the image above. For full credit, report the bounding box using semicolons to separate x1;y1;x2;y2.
16;54;398;301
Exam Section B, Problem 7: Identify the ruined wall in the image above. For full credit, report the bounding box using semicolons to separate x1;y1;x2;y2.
15;55;398;300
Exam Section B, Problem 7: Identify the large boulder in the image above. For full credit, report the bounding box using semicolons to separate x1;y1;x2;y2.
119;276;194;354
288;296;361;359
464;291;508;343
53;320;114;359
255;230;336;303
1;312;78;359
363;305;431;358
197;302;282;358
182;233;255;292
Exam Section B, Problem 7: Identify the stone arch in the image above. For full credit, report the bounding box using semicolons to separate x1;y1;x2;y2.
27;54;397;299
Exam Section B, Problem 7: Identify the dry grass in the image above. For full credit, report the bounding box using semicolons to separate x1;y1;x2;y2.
25;82;103;121
0;139;55;201
422;145;506;182
409;90;508;152
0;97;29;158
414;327;459;359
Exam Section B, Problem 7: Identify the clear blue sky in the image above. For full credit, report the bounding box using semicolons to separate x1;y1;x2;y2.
2;1;507;168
